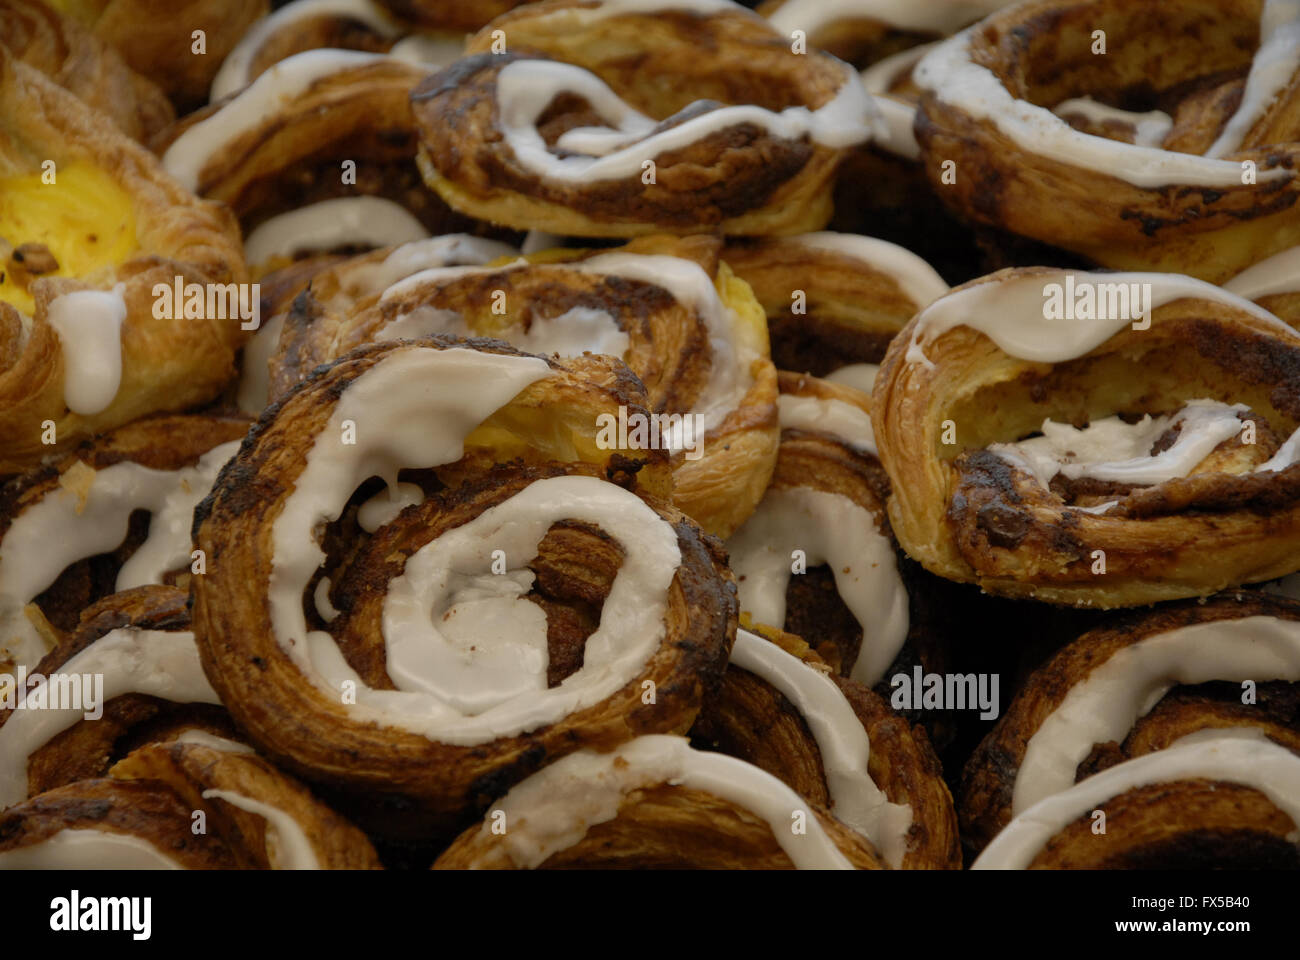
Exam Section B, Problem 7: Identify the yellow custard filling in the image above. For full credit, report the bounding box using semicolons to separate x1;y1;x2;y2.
0;162;137;315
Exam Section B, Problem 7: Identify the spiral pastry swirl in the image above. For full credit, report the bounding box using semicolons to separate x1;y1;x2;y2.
192;338;737;836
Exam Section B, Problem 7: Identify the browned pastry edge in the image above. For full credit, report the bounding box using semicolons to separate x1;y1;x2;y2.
0;777;237;868
724;238;922;372
0;414;251;648
191;338;734;838
691;623;962;869
1025;779;1300;869
0;0;174;142
111;740;384;869
434;783;884;869
960;591;1300;853
915;0;1300;283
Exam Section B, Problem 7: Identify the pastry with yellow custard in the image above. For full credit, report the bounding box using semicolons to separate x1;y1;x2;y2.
0;50;247;475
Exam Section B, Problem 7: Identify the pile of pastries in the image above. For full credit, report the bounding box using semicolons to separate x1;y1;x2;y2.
1;0;1298;870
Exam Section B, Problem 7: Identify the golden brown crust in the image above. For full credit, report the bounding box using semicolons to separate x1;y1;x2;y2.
191;339;735;837
0;53;248;474
872;267;1300;606
410;2;857;236
724;237;935;373
90;0;269;112
433;782;884;869
0;0;174;142
0;777;238;868
154;57;477;239
915;0;1300;282
5;584;237;801
691;624;962;868
0;414;250;648
960;592;1300;853
376;0;533;32
1025;779;1300;869
110;740;383;869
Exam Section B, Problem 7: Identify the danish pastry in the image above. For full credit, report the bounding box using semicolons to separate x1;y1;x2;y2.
873;267;1300;606
691;625;961;868
432;735;884;869
411;0;876;237
267;234;778;537
0;0;173;142
914;0;1300;283
191;339;734;836
0;53;248;474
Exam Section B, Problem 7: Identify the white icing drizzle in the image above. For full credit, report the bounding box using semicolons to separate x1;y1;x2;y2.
990;400;1248;490
243;197;431;267
468;734;856;869
313;577;340;624
1261;426;1300;472
1013;616;1300;815
236;311;287;415
731;629;911;866
727;487;908;686
200;789;321;870
859;42;938;96
824;362;879;394
790;232;948;309
382;253;756;453
0;443;239;673
209;0;405;100
343;235;518;297
0;628;220;808
46;285;128;417
1052;97;1173;149
386;33;468;70
975;736;1300;869
116;441;242;590
521;231;566;255
356;481;424;532
377;304;631;360
867;94;921;159
493;57;876;185
914;29;1294;189
265;348;685;745
174;730;255;754
1205;0;1300;158
1223;244;1300;299
767;0;1013;37
905;270;1292;367
0;828;184;869
778;393;876;455
165;50;392;193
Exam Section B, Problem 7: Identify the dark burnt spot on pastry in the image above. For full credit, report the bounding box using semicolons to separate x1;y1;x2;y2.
975;501;1031;549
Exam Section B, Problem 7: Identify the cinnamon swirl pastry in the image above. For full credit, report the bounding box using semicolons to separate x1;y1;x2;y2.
0;736;382;868
192;339;735;837
411;0;876;237
963;593;1300;854
972;736;1300;869
0;585;230;808
0;54;247;474
265;234;778;537
723;232;947;375
691;626;961;868
729;371;908;684
210;0;468;102
0;414;248;678
873;267;1300;607
158;50;480;244
759;0;1012;68
375;0;536;32
432;735;884;869
914;0;1300;283
0;0;173;142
